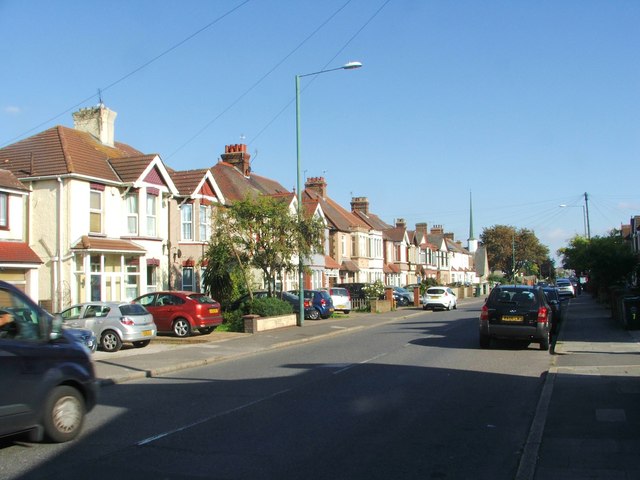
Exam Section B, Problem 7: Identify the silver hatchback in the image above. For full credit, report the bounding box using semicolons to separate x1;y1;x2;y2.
59;302;156;352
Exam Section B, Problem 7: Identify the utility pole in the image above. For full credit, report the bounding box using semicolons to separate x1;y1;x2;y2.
584;192;591;239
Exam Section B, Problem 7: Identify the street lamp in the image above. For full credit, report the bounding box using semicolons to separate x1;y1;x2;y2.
559;204;587;238
295;61;362;326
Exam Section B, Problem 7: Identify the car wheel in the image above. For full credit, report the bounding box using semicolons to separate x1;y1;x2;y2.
479;334;491;349
453;302;457;310
307;309;320;320
101;330;122;352
539;331;550;351
199;327;215;335
173;318;191;337
343;310;350;315
42;386;85;443
446;303;451;311
132;340;150;348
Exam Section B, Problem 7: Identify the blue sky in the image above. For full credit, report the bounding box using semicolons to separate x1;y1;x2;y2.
2;0;639;262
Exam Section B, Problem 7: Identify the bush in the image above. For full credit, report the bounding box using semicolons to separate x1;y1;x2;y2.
245;297;293;317
219;310;244;332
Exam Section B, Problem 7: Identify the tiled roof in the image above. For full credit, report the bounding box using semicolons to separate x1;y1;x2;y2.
70;236;145;253
0;126;144;182
109;155;159;184
352;210;392;231
302;189;368;232
0;241;42;264
210;161;289;203
325;255;341;269
170;168;211;196
385;226;406;242
341;259;360;272
0;169;28;192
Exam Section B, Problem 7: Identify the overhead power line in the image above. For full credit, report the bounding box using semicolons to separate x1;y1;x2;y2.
1;0;250;148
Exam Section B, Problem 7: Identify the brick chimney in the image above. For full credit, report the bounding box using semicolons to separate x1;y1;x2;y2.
444;232;455;241
395;218;406;229
305;176;327;199
221;144;251;176
430;224;444;234
351;196;369;215
415;223;428;237
72;104;117;147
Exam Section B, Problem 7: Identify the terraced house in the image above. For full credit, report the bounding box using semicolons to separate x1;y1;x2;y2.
0;104;488;310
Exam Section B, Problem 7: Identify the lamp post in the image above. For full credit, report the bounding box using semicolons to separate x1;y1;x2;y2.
295;61;362;326
559;204;587;238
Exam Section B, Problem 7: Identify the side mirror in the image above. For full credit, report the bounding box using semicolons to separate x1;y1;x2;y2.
49;313;64;340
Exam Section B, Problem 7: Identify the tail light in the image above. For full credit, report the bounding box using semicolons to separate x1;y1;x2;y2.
537;306;549;324
320;298;327;307
120;316;135;326
304;299;312;308
480;304;489;321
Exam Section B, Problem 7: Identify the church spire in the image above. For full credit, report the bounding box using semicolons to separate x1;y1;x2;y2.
468;191;478;253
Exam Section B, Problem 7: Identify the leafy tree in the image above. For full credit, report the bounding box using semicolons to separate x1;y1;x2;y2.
201;194;325;300
480;225;549;281
559;230;639;293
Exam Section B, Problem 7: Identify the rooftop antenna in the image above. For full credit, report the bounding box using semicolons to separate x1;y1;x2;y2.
97;88;103;105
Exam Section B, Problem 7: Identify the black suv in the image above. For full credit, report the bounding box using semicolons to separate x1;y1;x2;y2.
0;281;98;442
479;285;553;351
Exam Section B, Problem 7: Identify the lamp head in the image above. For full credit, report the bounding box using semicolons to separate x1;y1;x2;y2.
342;61;363;70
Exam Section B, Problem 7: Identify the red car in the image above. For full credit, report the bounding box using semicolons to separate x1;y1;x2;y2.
133;291;223;337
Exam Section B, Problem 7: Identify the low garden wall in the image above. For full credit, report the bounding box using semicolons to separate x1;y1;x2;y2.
243;313;297;333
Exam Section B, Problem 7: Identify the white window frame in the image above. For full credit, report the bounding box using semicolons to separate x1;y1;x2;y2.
0;192;7;229
181;204;193;241
89;189;103;234
146;193;157;237
126;193;138;235
199;205;211;241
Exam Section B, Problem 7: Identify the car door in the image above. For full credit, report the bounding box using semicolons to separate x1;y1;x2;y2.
0;288;48;437
60;305;86;330
135;294;167;330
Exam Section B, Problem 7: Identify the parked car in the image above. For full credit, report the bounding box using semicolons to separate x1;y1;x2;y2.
324;287;352;314
65;327;98;353
555;278;575;298
479;284;552;351
289;290;335;319
569;276;582;295
422;287;457;311
60;301;156;352
542;287;565;333
0;280;98;443
392;286;413;306
133;291;223;337
333;283;368;300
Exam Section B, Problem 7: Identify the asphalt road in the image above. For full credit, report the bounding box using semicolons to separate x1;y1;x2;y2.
1;300;553;479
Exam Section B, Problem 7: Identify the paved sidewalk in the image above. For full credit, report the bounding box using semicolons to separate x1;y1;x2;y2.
529;294;640;480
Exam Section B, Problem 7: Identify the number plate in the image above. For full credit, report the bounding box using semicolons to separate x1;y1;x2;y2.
209;308;219;314
502;315;523;323
142;330;153;336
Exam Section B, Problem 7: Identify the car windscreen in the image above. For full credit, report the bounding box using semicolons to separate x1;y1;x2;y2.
119;304;149;316
331;288;348;296
427;289;445;295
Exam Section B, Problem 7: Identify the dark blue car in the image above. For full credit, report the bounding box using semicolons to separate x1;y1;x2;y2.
0;281;98;442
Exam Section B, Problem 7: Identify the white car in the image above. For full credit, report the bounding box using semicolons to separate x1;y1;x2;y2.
422;287;457;311
326;287;351;314
555;279;575;298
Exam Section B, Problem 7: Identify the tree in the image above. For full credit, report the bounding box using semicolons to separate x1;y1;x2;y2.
560;230;639;293
480;225;550;281
201;194;325;300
